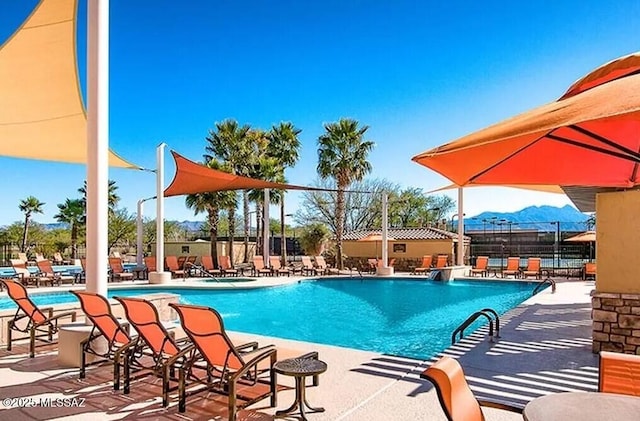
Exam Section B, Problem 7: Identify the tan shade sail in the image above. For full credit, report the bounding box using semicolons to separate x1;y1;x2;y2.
412;52;640;189
0;0;137;168
565;231;596;242
164;151;336;196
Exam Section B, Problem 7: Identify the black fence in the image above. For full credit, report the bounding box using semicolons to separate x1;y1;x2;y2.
465;220;594;274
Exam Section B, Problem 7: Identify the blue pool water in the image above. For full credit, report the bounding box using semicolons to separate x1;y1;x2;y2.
0;279;538;359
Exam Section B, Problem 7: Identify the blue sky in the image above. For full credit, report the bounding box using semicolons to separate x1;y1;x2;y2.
2;0;640;225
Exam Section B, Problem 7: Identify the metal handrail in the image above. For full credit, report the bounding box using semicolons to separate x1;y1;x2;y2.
451;308;500;345
533;278;556;295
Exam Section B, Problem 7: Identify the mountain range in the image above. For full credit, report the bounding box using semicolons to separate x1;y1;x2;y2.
38;205;590;233
460;205;590;232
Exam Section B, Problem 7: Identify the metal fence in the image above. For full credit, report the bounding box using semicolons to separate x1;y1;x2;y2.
465;220;594;275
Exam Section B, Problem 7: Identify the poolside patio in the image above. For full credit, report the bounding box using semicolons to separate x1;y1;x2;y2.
0;275;596;420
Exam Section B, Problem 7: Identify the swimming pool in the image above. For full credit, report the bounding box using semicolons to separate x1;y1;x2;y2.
0;279;539;359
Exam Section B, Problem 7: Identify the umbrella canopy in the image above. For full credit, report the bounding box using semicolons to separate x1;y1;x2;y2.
565;231;596;242
412;52;640;189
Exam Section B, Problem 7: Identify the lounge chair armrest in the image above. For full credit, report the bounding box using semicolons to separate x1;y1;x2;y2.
33;310;77;327
235;341;260;352
230;347;277;381
40;306;54;318
166;343;197;366
477;399;523;413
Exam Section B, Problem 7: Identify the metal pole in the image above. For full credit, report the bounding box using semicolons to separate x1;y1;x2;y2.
86;0;109;296
556;221;560;269
457;188;464;266
136;196;156;267
156;143;166;274
381;192;389;268
263;189;270;266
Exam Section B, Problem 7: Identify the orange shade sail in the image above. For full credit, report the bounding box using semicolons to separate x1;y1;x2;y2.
565;231;596;242
164;151;337;196
412;52;640;189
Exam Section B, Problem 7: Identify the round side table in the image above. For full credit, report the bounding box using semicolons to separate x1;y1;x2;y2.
274;357;327;420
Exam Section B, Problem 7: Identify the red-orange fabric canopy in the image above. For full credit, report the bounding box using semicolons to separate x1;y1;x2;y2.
412;52;640;189
164;151;335;196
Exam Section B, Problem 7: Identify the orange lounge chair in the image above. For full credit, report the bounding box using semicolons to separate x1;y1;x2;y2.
584;262;596;280
469;256;489;277
521;257;542;279
300;256;319;276
165;256;187;279
501;257;521;278
1;279;76;357
169;303;277;419
219;255;239;276
413;255;433;275
435;254;449;269
36;259;72;286
269;256;291;276
421;356;522;421
252;256;272;277
114;296;195;405
108;257;134;282
599;351;640;396
190;255;222;277
315;255;339;275
70;291;138;390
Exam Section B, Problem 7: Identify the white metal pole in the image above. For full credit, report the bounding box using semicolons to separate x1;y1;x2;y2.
136;199;144;267
381;192;389;267
156;143;166;273
86;0;109;296
263;189;270;266
457;187;464;266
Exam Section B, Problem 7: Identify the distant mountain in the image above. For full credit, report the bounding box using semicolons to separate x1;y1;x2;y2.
41;222;68;230
176;220;205;232
460;205;590;232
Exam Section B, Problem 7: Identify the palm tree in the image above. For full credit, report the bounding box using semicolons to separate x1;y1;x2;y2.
19;196;45;252
317;118;374;269
185;160;237;267
204;119;253;262
268;122;301;263
54;199;85;259
78;179;120;214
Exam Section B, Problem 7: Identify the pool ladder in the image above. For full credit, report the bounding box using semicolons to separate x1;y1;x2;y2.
533;278;556;295
451;308;500;345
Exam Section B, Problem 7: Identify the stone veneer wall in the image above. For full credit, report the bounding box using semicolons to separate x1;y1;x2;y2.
592;291;640;354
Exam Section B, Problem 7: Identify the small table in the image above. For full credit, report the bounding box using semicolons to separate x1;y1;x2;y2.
523;392;640;421
274;357;327;420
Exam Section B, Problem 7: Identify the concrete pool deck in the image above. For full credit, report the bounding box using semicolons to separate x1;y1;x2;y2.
0;275;596;420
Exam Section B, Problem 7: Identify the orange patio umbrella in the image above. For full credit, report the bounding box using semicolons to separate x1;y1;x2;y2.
412;52;640;189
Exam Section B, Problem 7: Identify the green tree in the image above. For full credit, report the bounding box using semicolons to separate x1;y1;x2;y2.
143;219;182;253
108;208;137;251
78;179;120;215
185;160;237;267
18;196;45;252
54;198;85;259
317;118;374;268
298;223;330;256
268;122;301;263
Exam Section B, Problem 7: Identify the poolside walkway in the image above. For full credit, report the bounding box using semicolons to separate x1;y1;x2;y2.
0;275;595;420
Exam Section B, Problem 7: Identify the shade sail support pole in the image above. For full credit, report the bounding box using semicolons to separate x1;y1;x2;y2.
86;0;109;296
136;196;156;267
457;188;464;266
149;144;170;284
263;189;270;266
381;192;389;267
